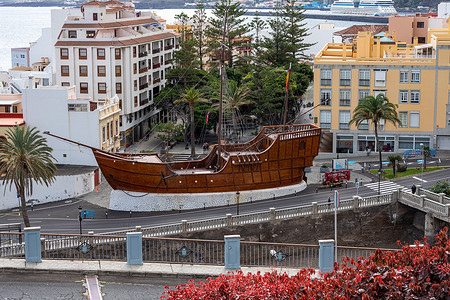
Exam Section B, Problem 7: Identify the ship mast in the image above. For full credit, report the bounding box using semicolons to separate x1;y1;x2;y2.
282;63;292;130
217;8;228;170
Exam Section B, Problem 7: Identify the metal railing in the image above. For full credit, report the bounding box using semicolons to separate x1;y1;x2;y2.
0;232;24;258
142;237;224;265
241;241;319;269
336;245;397;265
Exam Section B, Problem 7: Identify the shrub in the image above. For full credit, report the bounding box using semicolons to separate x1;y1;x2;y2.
397;163;408;172
430;180;450;197
162;228;450;299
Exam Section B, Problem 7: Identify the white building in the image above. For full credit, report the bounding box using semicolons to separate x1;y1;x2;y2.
22;77;120;166
54;0;178;147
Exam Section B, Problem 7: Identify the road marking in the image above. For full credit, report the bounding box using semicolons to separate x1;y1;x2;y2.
363;181;405;195
413;176;427;182
85;275;102;300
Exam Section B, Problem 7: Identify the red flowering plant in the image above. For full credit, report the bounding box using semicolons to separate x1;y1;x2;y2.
161;228;450;299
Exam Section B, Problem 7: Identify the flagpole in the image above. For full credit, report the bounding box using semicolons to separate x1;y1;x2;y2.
334;190;339;263
282;63;292;129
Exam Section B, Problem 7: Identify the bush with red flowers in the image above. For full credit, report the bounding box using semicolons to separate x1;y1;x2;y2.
161;228;450;299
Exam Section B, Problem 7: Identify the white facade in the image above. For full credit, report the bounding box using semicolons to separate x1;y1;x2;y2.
54;1;177;146
438;2;450;18
22;83;100;166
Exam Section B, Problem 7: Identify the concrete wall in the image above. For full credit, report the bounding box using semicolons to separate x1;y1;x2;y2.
0;171;96;210
30;28;53;65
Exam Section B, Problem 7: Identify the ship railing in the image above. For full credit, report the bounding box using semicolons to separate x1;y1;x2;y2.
279;128;321;141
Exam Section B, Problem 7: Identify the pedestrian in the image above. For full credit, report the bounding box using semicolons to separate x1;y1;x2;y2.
367;148;371;156
411;184;417;194
328;196;331;209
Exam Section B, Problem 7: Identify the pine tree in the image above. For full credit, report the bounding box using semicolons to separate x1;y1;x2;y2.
192;1;208;70
262;1;288;67
206;0;248;68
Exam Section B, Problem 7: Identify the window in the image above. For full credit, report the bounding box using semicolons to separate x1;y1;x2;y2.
134;96;138;107
86;31;96;38
116;82;122;94
115;48;121;59
79;65;88;77
411;70;420;83
399;111;408;128
60;48;68;59
336;135;353;153
106;122;110;140
93;13;98;21
61;82;70;87
97;65;106;77
133;47;137;58
374;90;386;97
320;69;332;86
417;21;424;28
339;110;351;130
374;70;386;87
98;82;107;94
339;89;351;106
68;104;88;112
418;37;426;44
115;65;121;77
399;70;409;83
339;69;351;86
110;122;113;138
410;111;420;128
320;89;331;106
115;120;119;135
102;126;106;143
80;82;88;93
134;80;137;91
399;90;408;104
61;65;69;76
358;89;370;102
410;90;420;104
320;110;331;129
79;48;87;59
97;48;105;60
358;120;369;130
359;70;370;86
68;30;77;38
133;63;137;74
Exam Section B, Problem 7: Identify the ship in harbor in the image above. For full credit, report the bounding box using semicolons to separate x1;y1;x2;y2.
331;0;397;15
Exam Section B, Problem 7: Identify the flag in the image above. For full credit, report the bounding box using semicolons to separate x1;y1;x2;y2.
334;190;340;209
285;69;291;91
206;111;210;124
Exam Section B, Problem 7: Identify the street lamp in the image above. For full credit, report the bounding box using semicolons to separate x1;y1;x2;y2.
78;205;83;235
236;191;240;215
378;169;382;195
420;143;424;183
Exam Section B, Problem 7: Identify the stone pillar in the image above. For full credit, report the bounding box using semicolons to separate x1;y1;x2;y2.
182;220;188;233
312;202;318;217
420;195;426;207
135;226;142;232
438;193;445;204
424;213;435;242
24;227;42;263
127;232;143;265
352;196;359;212
226;214;233;227
319;239;334;273
270;208;276;221
224;235;241;270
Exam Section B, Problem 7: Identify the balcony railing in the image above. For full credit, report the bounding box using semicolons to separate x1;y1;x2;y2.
152;63;161;69
164;45;173;51
164;59;172;65
320;79;331;86
139;67;148;74
138;51;148;58
153;78;161;85
139;83;148;90
152;48;160;54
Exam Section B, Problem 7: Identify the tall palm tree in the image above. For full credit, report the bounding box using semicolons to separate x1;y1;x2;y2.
213;81;255;141
349;94;401;169
175;87;210;157
0;126;56;227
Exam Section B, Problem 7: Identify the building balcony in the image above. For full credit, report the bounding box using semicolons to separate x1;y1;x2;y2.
139;67;148;73
164;45;173;51
164;59;172;65
139;51;148;58
153;78;161;85
139;83;148;90
152;63;161;69
152;48;160;54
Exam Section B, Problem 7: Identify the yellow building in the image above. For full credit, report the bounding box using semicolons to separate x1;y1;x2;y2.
98;95;121;152
313;25;450;154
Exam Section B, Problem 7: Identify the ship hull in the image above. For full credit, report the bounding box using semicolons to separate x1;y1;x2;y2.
94;124;321;194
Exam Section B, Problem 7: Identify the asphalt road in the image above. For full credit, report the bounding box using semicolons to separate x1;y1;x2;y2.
1;162;449;234
0;273;189;300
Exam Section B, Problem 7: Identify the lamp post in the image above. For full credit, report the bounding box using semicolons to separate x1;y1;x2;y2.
236;191;240;215
420;143;424;183
78;205;83;235
378;169;382;195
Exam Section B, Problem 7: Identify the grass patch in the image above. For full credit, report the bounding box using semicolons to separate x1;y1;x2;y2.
370;167;443;179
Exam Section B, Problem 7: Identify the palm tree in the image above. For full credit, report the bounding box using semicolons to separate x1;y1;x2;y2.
175;87;210;157
213;81;255;141
0;126;56;227
349;94;401;169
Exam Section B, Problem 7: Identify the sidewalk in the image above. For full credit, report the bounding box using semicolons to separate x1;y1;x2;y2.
0;258;307;278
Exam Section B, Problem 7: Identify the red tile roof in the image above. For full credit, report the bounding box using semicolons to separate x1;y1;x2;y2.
82;0;107;6
62;17;158;29
334;25;389;36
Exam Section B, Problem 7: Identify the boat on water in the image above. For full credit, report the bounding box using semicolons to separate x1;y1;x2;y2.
46;124;321;194
330;0;397;15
